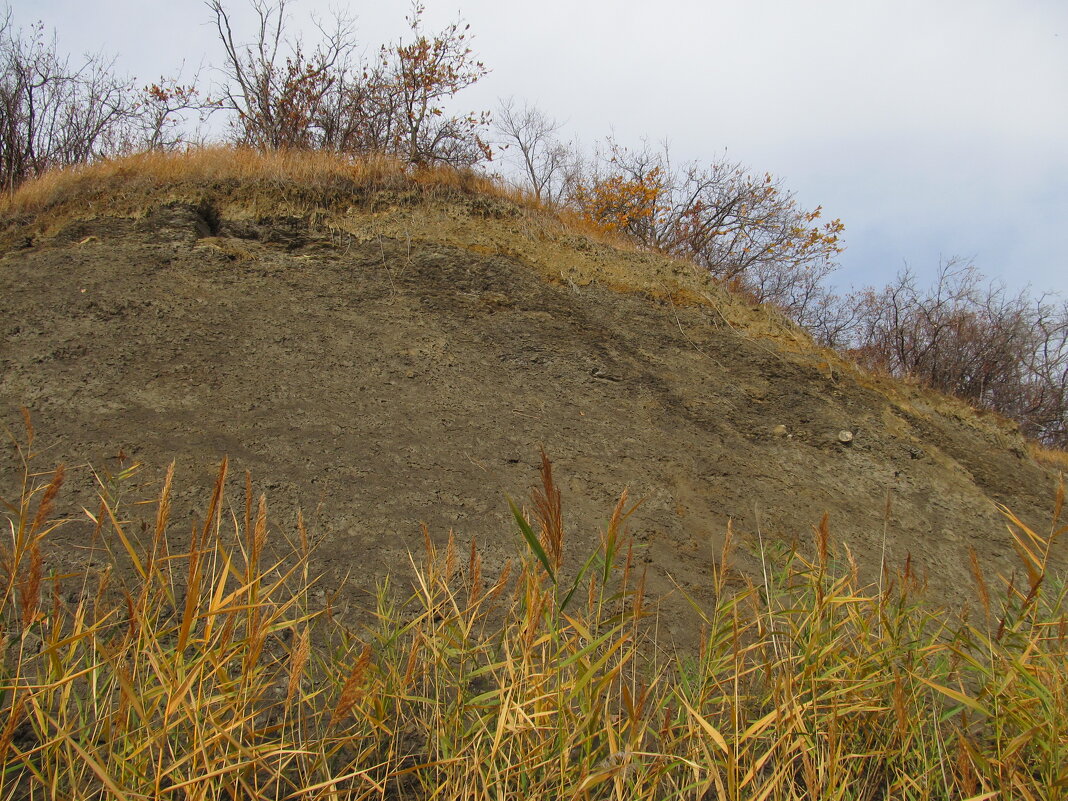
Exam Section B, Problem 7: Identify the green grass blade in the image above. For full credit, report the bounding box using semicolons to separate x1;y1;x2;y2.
559;547;601;612
509;496;555;584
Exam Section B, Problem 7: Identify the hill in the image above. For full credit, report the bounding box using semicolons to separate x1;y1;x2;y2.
1;149;1063;637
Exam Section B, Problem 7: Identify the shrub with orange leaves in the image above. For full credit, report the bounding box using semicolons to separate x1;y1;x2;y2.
572;167;665;235
568;141;844;320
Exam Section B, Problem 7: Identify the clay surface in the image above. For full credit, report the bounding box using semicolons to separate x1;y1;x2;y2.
2;198;1063;640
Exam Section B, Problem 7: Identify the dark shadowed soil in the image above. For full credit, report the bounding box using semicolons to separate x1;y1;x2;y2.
1;196;1064;641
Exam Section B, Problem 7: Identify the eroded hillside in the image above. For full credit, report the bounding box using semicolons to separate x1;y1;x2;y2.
1;155;1063;638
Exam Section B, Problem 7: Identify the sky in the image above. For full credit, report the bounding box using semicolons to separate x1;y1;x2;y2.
15;0;1068;295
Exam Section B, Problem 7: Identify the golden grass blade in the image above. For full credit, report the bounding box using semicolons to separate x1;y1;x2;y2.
159;748;317;794
48;718;132;801
748;759;796;801
291;764;388;796
912;674;992;717
98;644;148;724
999;504;1047;556
100;491;147;580
574;761;626;795
163;666;201;722
177;520;203;654
675;695;729;754
490;685;514;758
201;457;229;544
202;547;234;643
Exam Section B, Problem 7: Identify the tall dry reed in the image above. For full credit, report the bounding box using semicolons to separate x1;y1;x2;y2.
0;429;1064;799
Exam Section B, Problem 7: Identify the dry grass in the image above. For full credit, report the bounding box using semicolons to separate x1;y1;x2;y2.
1;421;1066;799
0;147;514;228
1030;441;1068;472
0;146;668;297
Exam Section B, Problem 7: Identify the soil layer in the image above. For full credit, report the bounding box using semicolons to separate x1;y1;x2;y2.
2;197;1063;639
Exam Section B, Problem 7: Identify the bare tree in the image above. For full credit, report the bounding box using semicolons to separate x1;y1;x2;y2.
207;0;490;166
494;98;575;202
207;0;355;150
130;71;206;152
838;258;1068;445
1025;297;1068;444
564;133;1067;444
0;10;136;191
796;282;862;348
318;2;490;166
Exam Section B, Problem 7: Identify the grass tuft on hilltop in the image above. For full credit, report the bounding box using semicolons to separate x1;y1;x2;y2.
0;147;510;223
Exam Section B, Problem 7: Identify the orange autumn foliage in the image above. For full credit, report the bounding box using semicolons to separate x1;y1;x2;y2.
572;166;666;235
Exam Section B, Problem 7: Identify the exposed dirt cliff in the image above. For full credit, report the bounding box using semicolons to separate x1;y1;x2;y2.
2;156;1063;640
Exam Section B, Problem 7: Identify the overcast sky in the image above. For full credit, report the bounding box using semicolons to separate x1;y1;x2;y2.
17;0;1068;295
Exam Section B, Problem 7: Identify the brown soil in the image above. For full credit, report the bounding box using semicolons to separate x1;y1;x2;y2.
1;185;1064;641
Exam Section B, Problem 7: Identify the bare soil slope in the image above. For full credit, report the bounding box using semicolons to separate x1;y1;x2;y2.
2;177;1063;638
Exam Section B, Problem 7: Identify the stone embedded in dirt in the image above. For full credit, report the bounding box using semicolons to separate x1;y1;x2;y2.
772;424;788;437
838;430;854;444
